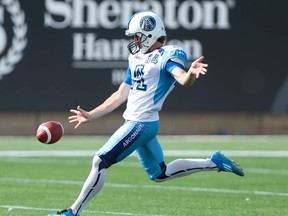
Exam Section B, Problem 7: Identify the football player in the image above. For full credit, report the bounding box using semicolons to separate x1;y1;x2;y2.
49;11;244;216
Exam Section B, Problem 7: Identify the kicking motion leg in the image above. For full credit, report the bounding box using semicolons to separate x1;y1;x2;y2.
135;138;244;183
155;158;217;182
155;152;245;182
136;138;219;182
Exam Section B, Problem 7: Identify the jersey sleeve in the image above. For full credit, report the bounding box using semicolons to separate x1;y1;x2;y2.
165;60;185;75
124;67;132;85
161;46;188;74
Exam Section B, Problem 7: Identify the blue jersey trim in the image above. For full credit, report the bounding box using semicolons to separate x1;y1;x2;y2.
160;47;188;72
166;60;185;75
124;67;132;85
153;65;176;105
153;48;187;105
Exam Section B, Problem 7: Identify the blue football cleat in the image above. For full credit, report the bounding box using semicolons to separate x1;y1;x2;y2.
48;209;76;216
211;151;245;177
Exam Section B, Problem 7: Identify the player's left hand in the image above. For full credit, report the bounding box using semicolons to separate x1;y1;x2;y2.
189;56;208;78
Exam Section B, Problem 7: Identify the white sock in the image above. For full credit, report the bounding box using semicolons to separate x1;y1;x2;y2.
70;156;106;215
156;158;217;182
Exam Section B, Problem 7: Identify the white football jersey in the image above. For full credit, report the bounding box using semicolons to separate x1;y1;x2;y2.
123;45;187;122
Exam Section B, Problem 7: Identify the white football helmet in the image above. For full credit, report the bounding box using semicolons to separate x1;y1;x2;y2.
125;11;166;54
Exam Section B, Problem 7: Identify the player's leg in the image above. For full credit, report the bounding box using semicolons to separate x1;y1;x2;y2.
155;158;218;182
97;120;159;168
158;151;245;181
49;120;159;216
48;156;106;216
135;136;165;180
69;156;106;215
135;138;218;182
136;140;244;183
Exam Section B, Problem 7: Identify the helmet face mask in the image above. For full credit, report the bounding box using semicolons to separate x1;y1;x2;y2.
127;33;148;55
126;11;166;55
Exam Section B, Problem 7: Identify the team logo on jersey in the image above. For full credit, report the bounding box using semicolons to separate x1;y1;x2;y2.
0;0;28;80
140;16;156;32
133;65;144;81
133;65;147;91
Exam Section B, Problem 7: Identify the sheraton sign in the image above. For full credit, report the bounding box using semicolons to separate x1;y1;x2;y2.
44;0;235;71
44;0;235;30
0;0;286;113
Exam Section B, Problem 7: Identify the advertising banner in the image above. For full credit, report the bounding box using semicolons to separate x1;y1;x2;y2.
0;0;287;112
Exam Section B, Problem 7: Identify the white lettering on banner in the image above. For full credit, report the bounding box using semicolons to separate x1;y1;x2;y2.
72;33;202;65
44;0;235;30
0;0;28;80
43;0;236;85
44;0;72;29
72;33;129;61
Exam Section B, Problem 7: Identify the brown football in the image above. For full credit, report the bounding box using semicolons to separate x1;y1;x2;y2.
36;121;64;144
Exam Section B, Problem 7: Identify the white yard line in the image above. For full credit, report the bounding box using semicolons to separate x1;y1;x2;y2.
1;150;288;157
1;157;287;175
1;177;287;197
244;168;288;175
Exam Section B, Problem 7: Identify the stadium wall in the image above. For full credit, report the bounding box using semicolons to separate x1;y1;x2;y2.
0;1;287;136
0;112;287;136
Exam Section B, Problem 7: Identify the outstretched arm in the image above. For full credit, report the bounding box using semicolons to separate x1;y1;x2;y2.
69;82;130;129
172;56;208;87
